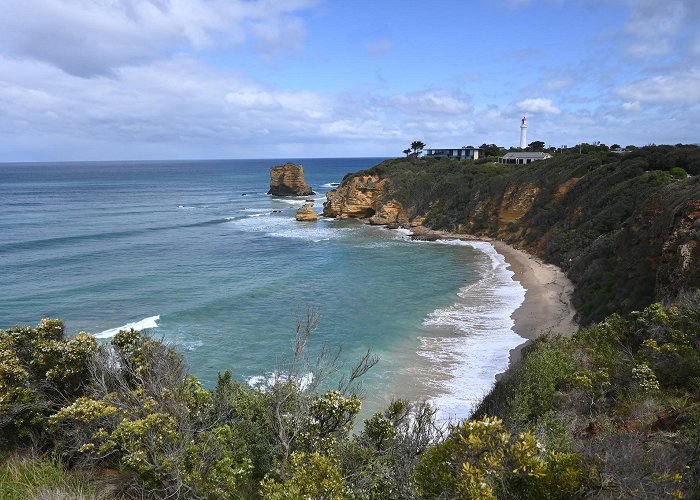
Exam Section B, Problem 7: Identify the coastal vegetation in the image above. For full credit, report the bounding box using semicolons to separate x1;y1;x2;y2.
3;297;700;497
3;146;700;498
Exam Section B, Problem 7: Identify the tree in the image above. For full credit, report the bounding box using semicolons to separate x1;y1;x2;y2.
402;148;411;157
410;141;426;156
479;143;502;157
527;141;545;152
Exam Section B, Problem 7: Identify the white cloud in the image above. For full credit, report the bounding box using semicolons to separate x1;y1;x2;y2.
225;90;281;110
388;89;472;115
620;0;700;58
622;101;641;112
615;70;700;105
0;0;317;77
517;98;561;114
0;55;483;159
364;37;393;56
542;78;574;93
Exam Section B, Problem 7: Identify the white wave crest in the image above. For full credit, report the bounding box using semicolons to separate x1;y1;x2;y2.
415;241;526;422
247;371;314;391
95;315;160;339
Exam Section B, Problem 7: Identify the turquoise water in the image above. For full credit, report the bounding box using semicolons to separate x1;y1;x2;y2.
0;158;525;419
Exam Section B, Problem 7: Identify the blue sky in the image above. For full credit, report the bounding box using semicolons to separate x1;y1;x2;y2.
0;0;698;161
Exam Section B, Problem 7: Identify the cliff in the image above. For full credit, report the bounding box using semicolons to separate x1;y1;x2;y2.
268;162;315;196
324;147;700;324
322;175;389;218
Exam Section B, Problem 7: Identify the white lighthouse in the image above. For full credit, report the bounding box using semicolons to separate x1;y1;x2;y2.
520;116;528;149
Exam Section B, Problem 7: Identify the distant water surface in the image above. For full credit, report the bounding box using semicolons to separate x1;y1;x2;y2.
0;158;524;419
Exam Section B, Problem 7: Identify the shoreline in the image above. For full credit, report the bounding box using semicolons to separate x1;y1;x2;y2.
408;226;578;367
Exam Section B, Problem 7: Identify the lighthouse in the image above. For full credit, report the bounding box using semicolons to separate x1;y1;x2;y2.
520;116;528;149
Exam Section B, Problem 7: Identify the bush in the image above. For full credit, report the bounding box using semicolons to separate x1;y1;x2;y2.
0;319;96;447
47;329;256;499
670;167;688;179
415;417;583;499
260;451;348;499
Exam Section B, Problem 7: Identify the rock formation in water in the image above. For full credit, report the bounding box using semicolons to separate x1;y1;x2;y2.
295;203;318;221
268;163;315;196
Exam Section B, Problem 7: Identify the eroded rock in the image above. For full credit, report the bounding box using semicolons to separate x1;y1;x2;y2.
268;163;315;196
295;203;318;221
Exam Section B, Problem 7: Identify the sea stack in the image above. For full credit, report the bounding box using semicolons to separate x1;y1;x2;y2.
295;203;318;221
267;162;315;196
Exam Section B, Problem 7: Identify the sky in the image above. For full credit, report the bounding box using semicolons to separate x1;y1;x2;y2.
1;0;699;161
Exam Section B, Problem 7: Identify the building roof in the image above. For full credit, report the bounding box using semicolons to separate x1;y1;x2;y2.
501;152;551;159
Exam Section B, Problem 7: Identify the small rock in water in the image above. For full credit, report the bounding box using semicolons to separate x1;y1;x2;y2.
296;203;318;222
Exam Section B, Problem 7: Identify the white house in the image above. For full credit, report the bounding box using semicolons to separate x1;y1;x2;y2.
424;147;482;160
498;152;552;165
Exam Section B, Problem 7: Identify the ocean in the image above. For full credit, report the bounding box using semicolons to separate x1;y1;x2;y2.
0;158;525;421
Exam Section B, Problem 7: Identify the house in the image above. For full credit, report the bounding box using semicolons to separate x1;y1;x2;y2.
424;147;482;160
498;152;552;165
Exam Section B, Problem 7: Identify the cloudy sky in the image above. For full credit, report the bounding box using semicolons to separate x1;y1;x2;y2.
1;0;699;161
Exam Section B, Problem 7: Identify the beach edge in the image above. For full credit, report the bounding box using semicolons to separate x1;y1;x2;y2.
408;226;578;368
490;240;578;369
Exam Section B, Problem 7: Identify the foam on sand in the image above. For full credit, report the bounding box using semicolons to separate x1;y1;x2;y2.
95;315;160;339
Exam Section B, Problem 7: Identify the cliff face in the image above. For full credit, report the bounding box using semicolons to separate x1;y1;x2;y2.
656;198;700;298
323;175;393;219
268;163;315;196
326;150;700;324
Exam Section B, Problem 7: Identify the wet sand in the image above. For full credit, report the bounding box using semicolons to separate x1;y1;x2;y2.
490;241;578;366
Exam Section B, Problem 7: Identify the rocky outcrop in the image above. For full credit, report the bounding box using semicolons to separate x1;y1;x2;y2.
268;163;315;196
368;201;407;226
656;199;700;298
295;203;318;222
323;175;392;219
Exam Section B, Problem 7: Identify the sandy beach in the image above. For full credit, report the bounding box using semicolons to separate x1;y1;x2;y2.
409;226;578;366
490;241;578;365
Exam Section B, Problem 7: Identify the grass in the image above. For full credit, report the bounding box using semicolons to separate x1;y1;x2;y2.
0;454;108;500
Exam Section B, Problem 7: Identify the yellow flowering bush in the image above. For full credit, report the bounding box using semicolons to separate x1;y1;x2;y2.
260;451;349;499
415;417;582;499
0;319;96;445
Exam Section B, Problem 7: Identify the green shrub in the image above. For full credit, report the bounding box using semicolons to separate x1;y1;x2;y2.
669;167;688;179
0;319;97;447
260;451;349;499
415;417;582;499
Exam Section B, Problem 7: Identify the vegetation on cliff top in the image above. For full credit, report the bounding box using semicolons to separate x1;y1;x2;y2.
350;145;700;325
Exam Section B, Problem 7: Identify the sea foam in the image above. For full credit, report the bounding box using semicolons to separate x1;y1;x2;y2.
417;240;526;422
95;315;161;339
247;371;314;391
